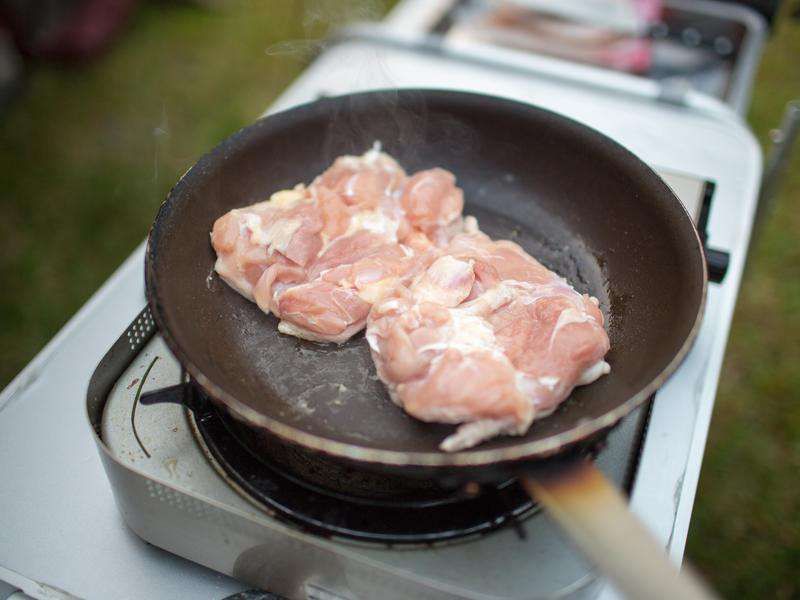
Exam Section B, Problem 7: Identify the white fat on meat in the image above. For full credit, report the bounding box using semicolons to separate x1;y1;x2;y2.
243;214;302;255
269;187;307;209
345;209;400;242
576;360;612;385
549;307;596;341
355;276;401;305
462;215;480;234
411;256;475;307
440;418;520;453
213;257;254;300
277;320;361;345
416;311;500;357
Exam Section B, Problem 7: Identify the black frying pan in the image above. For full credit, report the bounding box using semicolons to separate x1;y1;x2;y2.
146;90;712;598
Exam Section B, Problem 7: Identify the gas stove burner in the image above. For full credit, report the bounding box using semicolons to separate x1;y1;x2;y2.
187;389;538;545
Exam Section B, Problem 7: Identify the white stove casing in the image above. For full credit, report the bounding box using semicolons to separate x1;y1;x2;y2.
0;3;762;599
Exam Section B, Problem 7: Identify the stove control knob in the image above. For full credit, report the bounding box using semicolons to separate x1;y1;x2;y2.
705;247;730;283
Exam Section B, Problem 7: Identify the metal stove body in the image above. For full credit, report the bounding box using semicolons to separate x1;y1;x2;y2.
0;2;765;599
84;162;726;600
89;328;644;599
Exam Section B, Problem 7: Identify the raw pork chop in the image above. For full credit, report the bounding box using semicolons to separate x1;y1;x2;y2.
366;229;610;451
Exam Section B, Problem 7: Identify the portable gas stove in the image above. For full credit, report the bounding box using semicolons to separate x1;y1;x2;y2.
84;169;715;600
0;2;767;599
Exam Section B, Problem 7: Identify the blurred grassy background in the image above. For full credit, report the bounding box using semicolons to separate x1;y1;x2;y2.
0;1;797;597
686;6;800;598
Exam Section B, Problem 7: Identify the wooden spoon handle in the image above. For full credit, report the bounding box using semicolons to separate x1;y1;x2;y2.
522;457;716;600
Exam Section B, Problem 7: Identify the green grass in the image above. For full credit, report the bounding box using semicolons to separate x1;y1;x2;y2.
0;1;392;382
685;9;800;599
0;2;798;596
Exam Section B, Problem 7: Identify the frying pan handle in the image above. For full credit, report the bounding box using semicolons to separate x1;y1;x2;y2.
521;457;716;600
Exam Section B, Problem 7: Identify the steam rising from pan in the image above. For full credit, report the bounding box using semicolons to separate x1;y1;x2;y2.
319;89;482;175
264;0;387;59
263;0;480;166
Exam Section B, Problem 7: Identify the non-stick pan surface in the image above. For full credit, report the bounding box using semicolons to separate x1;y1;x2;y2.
146;89;706;468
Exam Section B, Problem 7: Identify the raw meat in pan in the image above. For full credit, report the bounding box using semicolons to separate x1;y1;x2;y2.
210;187;322;300
210;146;611;450
211;145;466;343
366;229;610;451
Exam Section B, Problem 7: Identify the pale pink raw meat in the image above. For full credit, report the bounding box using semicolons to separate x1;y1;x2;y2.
211;146;444;343
272;281;372;344
367;230;610;451
400;168;465;246
269;232;429;343
313;145;406;210
211;147;611;449
210;187;321;301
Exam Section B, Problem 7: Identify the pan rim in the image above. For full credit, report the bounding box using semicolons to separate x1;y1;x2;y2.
146;88;708;469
